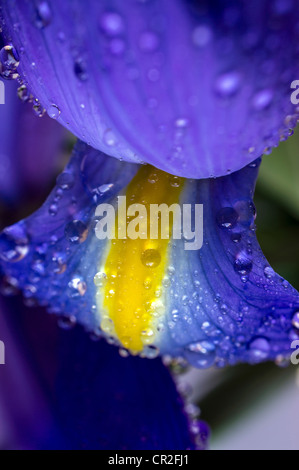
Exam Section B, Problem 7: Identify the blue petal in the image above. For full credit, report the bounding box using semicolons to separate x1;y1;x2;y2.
55;325;205;450
0;141;298;367
0;80;65;204
1;294;202;450
1;0;299;177
0;295;66;449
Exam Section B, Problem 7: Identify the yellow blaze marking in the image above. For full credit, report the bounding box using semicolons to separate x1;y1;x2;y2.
97;165;184;353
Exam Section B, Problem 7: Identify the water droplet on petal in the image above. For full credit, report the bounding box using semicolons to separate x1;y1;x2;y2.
49;203;58;216
184;340;216;368
216;207;238;229
17;85;31;102
100;11;124;36
56;172;74;190
252;89;273;111
231;233;242;243
94;271;107;287
292;311;299;330
0;45;19;79
58;315;77;330
0;45;20;69
47;104;61;119
0;228;29;263
234;200;256;226
64;220;88;244
234;251;253;275
249;337;270;361
264;266;275;279
98;183;114;194
104;129;117;146
214;71;241;97
74;58;88;81
175;118;189;128
141;249;161;268
35;1;52;28
68;276;87;297
142;344;160;359
33;100;45;117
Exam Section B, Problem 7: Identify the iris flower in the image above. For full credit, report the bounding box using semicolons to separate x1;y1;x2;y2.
0;0;299;450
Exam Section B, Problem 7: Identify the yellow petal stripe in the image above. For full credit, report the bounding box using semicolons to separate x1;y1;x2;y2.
96;165;184;354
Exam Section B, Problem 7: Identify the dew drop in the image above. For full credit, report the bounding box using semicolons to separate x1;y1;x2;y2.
0;45;19;80
234;252;253;276
58;315;77;330
141;249;161;268
33;100;45;117
17;85;31;102
184;340;216;368
162;277;171;288
292;311;299;330
249;337;270;361
68;276;87;297
48;203;58;216
142;344;160;359
94;271;107;287
143;278;152;290
264;266;275;279
0;45;20;69
98;183;114;194
56;172;74;190
35;1;52;28
234;200;256;226
0;229;29;263
214;71;241;98
64;220;88;244
74;58;88;81
231;233;242;243
167;266;176;276
216;207;238;229
169;175;181;188
252;89;273;111
0;276;19;296
104;129;117;147
100;11;124;36
175;118;189;128
47;104;61;120
119;348;129;358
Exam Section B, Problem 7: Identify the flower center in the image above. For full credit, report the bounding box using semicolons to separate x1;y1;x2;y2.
96;165;184;353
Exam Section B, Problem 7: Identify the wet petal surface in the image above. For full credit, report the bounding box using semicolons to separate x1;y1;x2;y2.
0;142;298;367
1;0;299;177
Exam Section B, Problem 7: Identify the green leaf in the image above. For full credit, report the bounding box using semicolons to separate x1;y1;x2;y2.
257;127;299;219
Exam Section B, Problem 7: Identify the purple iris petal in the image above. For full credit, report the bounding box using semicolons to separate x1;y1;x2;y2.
0;141;298;367
0;80;65;205
1;0;299;178
0;295;202;450
56;325;206;450
0;296;63;449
